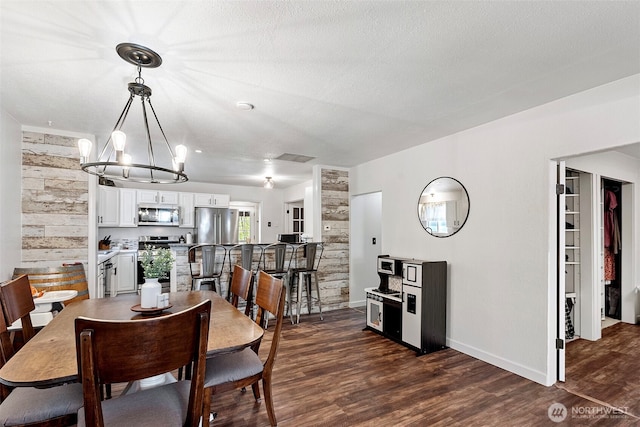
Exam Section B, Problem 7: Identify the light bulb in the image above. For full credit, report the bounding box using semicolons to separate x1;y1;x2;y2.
122;153;132;179
111;130;126;151
175;144;187;163
77;138;92;163
264;177;274;189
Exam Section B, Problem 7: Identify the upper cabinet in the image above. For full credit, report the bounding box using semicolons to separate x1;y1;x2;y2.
137;190;179;205
98;186;119;227
99;187;138;227
179;192;195;228
119;188;138;227
193;193;230;208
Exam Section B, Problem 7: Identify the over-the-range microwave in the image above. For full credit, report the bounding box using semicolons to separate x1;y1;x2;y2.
137;205;180;226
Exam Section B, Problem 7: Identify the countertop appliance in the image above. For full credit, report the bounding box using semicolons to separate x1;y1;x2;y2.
137;205;180;226
195;207;239;244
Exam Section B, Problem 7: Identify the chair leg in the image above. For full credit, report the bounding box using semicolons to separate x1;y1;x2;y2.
262;377;277;426
251;381;261;401
314;271;323;320
202;387;213;427
296;272;303;324
305;274;313;315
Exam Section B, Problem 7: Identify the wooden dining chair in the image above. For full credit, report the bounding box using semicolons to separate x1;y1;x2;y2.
0;275;83;427
75;299;210;427
202;271;285;427
228;264;253;317
179;265;252;383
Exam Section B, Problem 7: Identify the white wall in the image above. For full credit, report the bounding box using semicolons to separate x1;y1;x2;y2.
0;108;22;280
350;74;640;386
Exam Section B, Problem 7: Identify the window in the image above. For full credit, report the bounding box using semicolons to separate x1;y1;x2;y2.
237;210;252;243
231;202;258;243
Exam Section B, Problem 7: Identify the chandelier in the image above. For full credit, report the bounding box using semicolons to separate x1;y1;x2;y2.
77;43;188;183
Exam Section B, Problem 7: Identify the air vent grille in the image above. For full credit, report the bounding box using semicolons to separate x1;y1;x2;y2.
275;153;315;163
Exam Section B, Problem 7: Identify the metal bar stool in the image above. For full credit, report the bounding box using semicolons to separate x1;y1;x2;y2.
289;242;323;324
261;243;294;322
188;244;227;293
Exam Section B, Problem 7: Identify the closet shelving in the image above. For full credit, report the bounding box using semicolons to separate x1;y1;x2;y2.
565;170;580;339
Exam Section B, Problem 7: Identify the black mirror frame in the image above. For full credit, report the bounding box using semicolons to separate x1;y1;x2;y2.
417;176;470;238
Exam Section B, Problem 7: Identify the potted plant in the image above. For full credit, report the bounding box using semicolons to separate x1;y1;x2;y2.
138;245;174;308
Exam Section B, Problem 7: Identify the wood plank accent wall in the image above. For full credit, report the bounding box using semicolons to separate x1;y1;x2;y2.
21;131;88;268
319;168;349;310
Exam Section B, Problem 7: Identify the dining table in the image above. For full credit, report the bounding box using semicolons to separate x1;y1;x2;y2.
0;291;264;388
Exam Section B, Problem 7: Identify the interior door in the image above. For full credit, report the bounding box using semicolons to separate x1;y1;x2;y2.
557;161;566;382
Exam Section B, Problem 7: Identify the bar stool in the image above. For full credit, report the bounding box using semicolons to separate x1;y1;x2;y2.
261;243;294;320
289;242;323;324
188;244;227;293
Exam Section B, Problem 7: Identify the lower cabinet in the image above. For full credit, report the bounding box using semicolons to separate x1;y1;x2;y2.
115;252;137;296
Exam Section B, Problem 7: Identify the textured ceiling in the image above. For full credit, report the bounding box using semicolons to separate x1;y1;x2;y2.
1;1;639;187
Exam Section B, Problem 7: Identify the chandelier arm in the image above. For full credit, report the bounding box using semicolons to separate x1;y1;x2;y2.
96;94;134;175
140;96;156;183
147;98;176;158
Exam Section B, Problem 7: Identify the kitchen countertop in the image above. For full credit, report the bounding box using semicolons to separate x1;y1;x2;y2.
97;248;138;264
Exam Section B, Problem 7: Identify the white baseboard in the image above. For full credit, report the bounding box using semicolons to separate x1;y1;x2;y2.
447;338;552;386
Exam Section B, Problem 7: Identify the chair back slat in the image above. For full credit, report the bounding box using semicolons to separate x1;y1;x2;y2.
254;271;284;330
0;275;36;341
228;244;263;274
188;244;227;277
229;265;253;316
75;300;211;384
261;243;294;275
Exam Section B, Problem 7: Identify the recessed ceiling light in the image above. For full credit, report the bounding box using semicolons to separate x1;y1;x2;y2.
236;102;254;111
195;149;202;153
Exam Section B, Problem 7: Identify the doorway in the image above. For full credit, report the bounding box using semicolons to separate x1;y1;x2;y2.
285;201;304;235
350;192;382;308
556;158;636;383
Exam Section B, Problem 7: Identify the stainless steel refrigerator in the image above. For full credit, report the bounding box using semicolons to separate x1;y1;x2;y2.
195;207;239;244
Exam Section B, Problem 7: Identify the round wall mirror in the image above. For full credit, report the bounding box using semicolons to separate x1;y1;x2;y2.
417;177;470;237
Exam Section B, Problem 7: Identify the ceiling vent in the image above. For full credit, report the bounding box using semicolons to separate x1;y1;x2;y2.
275;153;315;163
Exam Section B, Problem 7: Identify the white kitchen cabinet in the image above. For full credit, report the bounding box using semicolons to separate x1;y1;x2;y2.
193;193;230;208
119;188;138;227
179;192;195;228
115;251;137;295
137;190;179;205
98;186;119;227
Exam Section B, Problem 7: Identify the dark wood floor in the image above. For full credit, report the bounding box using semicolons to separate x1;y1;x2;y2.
110;308;639;426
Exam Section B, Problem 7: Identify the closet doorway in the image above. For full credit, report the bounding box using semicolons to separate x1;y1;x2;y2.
556;156;636;383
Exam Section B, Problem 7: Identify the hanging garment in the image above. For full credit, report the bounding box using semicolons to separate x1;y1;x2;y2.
604;190;621;254
604;247;616;281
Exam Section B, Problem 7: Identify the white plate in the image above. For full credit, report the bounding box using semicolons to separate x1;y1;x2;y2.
34;290;78;304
